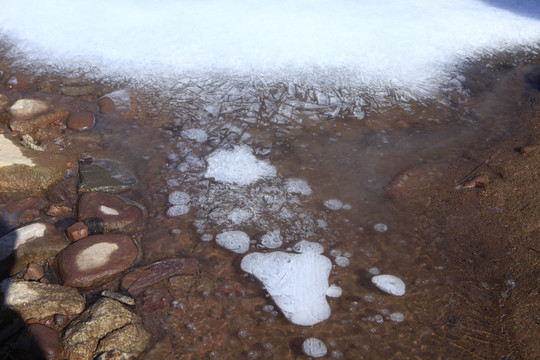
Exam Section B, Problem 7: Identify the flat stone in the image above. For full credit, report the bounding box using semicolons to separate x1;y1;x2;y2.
0;134;68;192
78;193;144;232
67;111;95;131
0;222;70;275
9;109;70;133
60;85;95;96
78;163;135;193
0;279;86;320
121;258;199;295
8;99;52;118
57;233;139;287
62;297;139;360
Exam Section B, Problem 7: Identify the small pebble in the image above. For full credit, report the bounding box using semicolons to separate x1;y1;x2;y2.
67;111;95;131
23;263;44;280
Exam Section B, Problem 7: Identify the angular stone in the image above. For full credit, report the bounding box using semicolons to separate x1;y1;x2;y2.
9;109;70;133
0;134;68;192
67;111;95;131
78;164;129;193
23;263;45;280
66;221;89;242
0;222;70;276
78;193;144;232
62;297;135;360
96;323;151;356
26;323;62;360
121;258;199;295
8;99;52;119
1;279;86;320
57;233;139;287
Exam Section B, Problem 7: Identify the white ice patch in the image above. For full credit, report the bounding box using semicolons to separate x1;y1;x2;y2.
166;205;190;217
302;338;328;358
216;230;251;254
324;199;343;210
181;129;208;143
1;1;539;93
260;230;283;249
372;274;406;296
335;256;350;267
99;205;119;216
241;241;341;326
168;191;190;205
390;312;405;323
205;146;276;185
285;178;312;196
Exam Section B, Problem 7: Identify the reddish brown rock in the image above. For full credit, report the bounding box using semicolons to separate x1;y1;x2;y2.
121;258;199;295
6;197;40;213
78;192;144;232
0;222;70;275
67;111;96;131
26;323;62;360
97;97;114;113
66;221;89;242
44;204;73;217
23;263;45;280
5;74;35;90
9;109;70;133
56;233;139;287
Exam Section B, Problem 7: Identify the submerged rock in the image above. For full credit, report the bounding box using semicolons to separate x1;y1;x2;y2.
23;323;62;360
0;222;70;275
9;109;70;133
63;297;149;360
67;111;96;131
1;279;86;320
78;192;144;232
57;233;139;287
0;134;68;192
241;240;341;326
78;158;137;193
7;99;51;118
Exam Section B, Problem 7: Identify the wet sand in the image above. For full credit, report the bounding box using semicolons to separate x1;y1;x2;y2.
0;46;539;359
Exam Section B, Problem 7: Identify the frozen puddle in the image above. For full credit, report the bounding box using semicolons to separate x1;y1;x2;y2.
241;240;342;326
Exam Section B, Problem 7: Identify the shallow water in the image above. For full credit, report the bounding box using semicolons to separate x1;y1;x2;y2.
1;44;539;358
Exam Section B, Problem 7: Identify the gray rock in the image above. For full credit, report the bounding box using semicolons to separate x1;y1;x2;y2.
62;297;147;360
1;279;86;320
8;99;51;118
78;161;137;193
0;134;68;192
57;233;140;287
0;222;70;275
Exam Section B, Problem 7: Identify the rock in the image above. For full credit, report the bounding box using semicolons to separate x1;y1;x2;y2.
0;93;10;110
44;204;73;217
0;134;68;192
5;74;35;90
241;241;342;326
82;217;105;235
96;349;137;360
0;222;70;275
25;323;62;360
62;297;148;360
101;290;135;306
96;323;151;356
459;174;489;189
9;109;70;133
67;111;95;131
1;279;86;320
23;263;45;280
97;97;115;114
302;338;327;358
121;258;198;295
78;193;144;232
56;233;139;287
371;274;406;296
66;221;89;242
78;161;136;193
216;230;251;254
7;99;52;119
60;85;95;96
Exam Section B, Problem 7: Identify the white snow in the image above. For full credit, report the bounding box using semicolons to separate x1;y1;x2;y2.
166;205;190;217
205;146;276;186
302;338;328;358
371;274;406;296
241;240;341;326
0;1;539;92
216;230;251;254
285;178;312;196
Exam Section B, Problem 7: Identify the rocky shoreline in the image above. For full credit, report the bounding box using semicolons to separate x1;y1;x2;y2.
0;62;539;360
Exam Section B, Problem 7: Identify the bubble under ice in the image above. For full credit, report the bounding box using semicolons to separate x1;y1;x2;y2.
241;241;342;326
371;274;406;296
